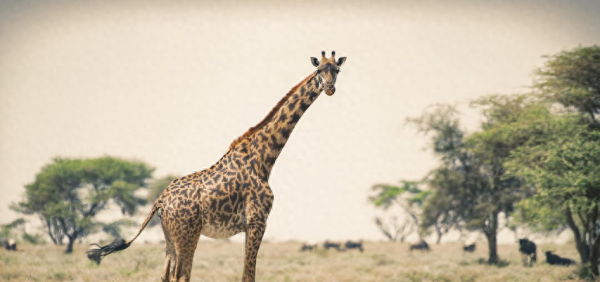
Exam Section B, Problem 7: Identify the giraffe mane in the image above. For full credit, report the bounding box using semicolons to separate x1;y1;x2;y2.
228;72;316;151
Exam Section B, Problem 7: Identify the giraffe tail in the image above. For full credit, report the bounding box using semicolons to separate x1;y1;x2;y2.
86;203;158;264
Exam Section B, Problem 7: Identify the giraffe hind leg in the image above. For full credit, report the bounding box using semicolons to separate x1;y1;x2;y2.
161;254;172;282
171;224;202;282
160;203;202;282
161;218;176;282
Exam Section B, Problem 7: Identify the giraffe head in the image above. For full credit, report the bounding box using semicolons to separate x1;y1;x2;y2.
311;51;346;96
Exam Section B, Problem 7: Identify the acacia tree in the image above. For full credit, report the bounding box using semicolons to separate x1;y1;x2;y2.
0;218;25;239
407;104;526;264
0;218;46;244
370;181;430;242
12;156;153;253
373;216;413;242
504;46;600;277
507;116;600;273
468;95;547;263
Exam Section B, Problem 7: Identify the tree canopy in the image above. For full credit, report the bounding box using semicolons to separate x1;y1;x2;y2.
405;102;527;264
503;45;600;276
534;45;600;123
383;46;600;269
12;156;154;253
507;115;600;265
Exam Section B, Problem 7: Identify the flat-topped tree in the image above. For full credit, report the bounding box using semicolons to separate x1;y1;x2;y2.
13;157;153;253
89;51;347;282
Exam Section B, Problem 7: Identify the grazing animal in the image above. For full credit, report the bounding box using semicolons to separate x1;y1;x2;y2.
87;51;347;282
545;251;575;266
463;243;476;253
300;244;317;252
519;238;537;266
323;240;343;251
4;239;17;251
409;241;430;252
344;240;364;252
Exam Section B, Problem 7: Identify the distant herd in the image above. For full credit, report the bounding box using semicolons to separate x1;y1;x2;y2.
301;240;365;252
299;238;576;267
0;235;577;267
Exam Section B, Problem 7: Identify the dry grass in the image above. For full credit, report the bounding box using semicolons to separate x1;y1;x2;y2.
0;241;586;282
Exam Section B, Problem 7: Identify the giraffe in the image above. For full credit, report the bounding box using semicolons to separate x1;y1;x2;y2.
87;51;347;282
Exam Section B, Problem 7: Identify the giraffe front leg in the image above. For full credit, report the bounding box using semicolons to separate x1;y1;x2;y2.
242;222;266;282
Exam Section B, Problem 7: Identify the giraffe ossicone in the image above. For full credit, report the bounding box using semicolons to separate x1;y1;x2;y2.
88;51;347;282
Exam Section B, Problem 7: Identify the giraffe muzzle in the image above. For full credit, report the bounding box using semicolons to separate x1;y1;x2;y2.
325;85;336;96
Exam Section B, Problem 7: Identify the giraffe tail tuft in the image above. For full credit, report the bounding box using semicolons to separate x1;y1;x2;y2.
86;239;131;264
86;203;158;265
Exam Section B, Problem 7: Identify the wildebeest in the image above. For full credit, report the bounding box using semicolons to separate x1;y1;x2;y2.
300;243;317;252
545;251;575;266
463;243;476;253
519;238;537;266
4;239;17;251
323;240;342;251
409;241;430;252
344;240;364;252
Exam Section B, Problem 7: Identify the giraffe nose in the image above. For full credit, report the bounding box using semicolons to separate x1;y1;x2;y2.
325;85;336;96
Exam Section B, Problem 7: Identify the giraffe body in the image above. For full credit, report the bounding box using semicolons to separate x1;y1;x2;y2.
88;51;346;282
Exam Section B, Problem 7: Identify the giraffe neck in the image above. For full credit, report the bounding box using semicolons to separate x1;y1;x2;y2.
232;72;323;180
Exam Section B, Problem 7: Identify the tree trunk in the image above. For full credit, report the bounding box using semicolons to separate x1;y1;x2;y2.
485;212;499;264
435;225;443;244
374;217;395;241
65;231;78;254
485;231;499;264
564;207;590;263
45;219;57;245
590;235;600;278
44;219;64;245
65;237;75;254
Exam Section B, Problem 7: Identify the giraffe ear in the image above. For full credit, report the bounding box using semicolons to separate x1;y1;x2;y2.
310;57;320;67
336;57;347;67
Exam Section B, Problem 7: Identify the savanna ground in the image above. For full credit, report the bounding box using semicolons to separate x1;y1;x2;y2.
0;241;586;282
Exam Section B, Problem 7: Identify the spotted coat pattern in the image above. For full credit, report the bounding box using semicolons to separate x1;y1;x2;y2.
157;73;323;281
114;52;345;282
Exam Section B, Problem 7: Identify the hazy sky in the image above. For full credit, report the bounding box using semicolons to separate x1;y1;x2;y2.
1;0;599;243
